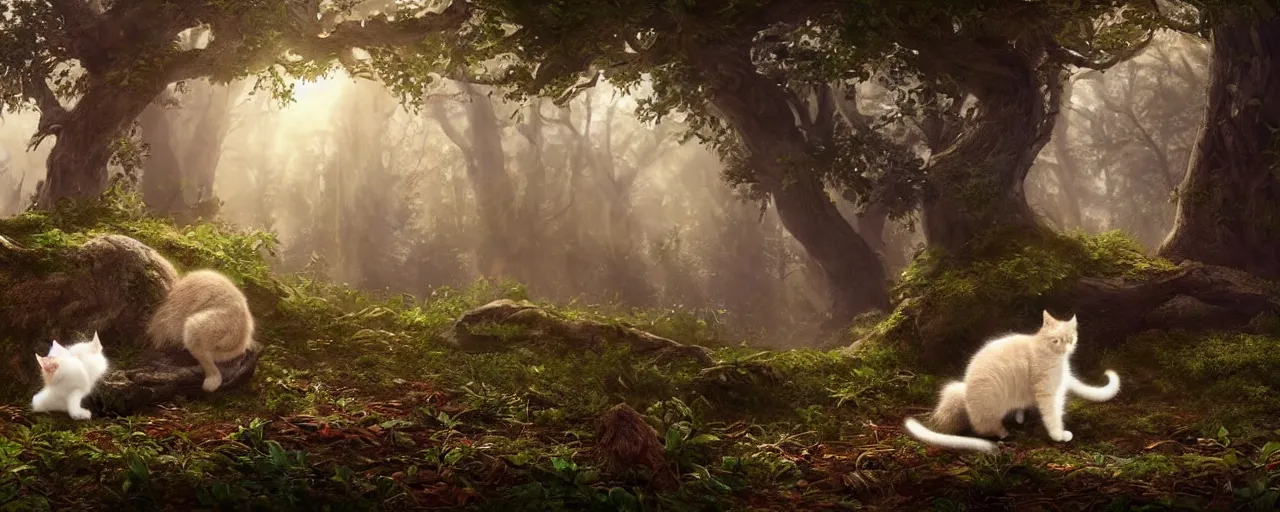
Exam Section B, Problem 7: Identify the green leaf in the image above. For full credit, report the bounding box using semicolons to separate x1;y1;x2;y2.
575;469;600;485
266;441;287;461
664;426;683;452
443;447;465;466
551;456;576;473
1259;441;1280;463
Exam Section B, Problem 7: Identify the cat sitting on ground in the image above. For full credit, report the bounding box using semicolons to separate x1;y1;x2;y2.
146;268;257;392
903;311;1121;453
32;332;110;420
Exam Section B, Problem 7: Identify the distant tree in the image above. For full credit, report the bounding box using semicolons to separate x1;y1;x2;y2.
369;0;1155;328
0;0;470;209
372;0;902;326
138;79;248;217
1051;35;1209;247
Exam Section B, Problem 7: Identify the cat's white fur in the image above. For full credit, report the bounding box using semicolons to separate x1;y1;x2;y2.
903;311;1121;453
32;332;110;420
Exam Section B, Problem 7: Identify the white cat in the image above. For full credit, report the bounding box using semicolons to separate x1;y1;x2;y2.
903;311;1121;453
32;332;110;420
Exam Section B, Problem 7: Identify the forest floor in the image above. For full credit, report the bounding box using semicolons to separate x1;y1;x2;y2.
1;196;1279;511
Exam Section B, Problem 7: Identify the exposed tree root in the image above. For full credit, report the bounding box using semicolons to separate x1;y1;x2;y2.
873;260;1280;372
87;346;261;416
1057;261;1280;345
448;299;715;367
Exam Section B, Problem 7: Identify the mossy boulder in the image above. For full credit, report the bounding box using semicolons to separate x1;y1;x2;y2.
0;232;263;413
0;190;280;412
0;234;177;396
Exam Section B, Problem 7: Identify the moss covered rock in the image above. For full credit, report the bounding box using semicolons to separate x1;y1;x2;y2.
0;189;279;410
0;234;178;396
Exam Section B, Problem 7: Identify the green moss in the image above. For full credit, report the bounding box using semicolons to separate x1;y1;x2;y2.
0;184;279;285
873;228;1176;363
1098;329;1280;443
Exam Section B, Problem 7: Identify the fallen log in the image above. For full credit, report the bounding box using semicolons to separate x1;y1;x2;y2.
447;299;715;367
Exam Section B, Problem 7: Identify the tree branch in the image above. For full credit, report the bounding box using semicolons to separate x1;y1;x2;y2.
20;64;69;151
1029;66;1069;164
1048;31;1155;71
285;1;473;62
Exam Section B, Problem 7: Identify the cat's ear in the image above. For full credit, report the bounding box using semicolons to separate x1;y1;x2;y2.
91;331;103;352
1042;310;1058;325
48;340;68;357
1066;315;1077;327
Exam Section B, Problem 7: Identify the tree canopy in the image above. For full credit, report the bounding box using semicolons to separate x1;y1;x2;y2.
1;0;1276;328
0;0;470;207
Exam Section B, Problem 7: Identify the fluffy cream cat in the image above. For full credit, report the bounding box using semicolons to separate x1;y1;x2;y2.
903;311;1121;453
146;269;257;392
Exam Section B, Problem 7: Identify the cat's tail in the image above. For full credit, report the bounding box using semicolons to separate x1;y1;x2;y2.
903;417;998;454
902;381;998;454
1069;370;1120;402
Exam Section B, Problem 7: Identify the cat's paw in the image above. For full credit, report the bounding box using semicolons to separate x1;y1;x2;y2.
1014;410;1025;424
1052;430;1073;442
202;375;223;392
69;408;92;420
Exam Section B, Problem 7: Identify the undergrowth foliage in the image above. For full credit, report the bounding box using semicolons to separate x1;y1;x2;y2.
1;190;1279;510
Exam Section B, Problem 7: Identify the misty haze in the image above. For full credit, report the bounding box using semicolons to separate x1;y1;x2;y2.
0;1;1277;510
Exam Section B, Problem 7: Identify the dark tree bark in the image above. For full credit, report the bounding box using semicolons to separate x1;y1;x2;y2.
686;39;890;325
34;81;168;208
1158;10;1280;282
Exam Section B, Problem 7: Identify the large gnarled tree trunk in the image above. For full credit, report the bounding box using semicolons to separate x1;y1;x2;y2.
34;80;169;208
916;40;1059;253
1159;9;1280;282
686;39;890;325
20;0;470;210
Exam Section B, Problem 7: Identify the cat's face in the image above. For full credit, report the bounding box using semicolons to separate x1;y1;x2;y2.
1040;311;1079;354
36;340;71;382
35;354;60;381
